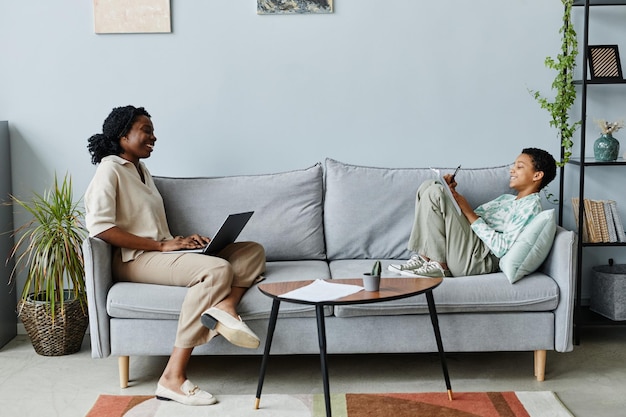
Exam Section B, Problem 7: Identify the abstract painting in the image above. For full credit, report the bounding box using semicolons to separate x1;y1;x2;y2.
258;0;333;15
93;0;171;34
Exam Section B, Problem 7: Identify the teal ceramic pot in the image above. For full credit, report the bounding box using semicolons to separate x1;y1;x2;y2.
594;133;620;162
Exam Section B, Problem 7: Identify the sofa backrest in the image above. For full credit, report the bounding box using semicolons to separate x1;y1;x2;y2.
154;164;326;261
323;158;513;260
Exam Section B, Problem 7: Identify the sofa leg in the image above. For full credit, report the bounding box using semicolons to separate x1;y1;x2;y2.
119;356;130;388
534;350;546;381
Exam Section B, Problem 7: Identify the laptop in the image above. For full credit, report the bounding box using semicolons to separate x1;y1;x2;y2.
165;211;254;255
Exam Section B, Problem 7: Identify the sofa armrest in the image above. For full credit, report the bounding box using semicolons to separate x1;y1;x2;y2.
83;237;113;358
539;226;577;353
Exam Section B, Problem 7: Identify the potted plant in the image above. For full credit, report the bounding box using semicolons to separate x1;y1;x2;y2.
7;173;88;356
362;260;382;291
530;0;580;166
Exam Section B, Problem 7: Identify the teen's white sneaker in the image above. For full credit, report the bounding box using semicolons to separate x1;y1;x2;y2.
411;261;452;278
388;255;426;274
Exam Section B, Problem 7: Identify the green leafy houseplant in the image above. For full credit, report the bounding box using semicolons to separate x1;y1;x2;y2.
531;0;580;166
7;173;88;355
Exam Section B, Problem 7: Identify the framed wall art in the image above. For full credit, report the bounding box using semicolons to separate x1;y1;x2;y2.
258;0;333;15
588;45;623;80
93;0;171;34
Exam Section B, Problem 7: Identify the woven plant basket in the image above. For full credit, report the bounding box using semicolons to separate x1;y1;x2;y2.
19;292;88;356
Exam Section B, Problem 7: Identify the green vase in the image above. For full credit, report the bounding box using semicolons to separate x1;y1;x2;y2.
593;133;620;162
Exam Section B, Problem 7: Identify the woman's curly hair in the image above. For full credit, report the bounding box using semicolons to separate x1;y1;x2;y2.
87;105;151;164
522;147;557;190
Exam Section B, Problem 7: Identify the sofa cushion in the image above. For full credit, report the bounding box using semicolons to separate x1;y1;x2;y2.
107;282;184;320
500;209;557;284
323;159;513;260
328;259;559;317
106;260;332;320
154;164;325;261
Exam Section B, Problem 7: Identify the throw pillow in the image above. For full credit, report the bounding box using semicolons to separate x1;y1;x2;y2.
499;209;556;283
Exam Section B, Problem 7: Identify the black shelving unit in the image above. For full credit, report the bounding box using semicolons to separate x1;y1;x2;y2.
565;0;626;344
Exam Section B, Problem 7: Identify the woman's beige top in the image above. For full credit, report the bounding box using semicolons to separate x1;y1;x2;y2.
85;155;173;262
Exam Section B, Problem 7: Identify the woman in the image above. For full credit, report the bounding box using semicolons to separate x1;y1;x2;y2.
389;148;557;278
85;105;266;406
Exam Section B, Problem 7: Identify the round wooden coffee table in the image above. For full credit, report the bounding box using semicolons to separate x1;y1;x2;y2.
253;277;452;417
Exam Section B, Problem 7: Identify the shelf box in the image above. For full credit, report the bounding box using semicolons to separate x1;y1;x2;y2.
591;264;626;321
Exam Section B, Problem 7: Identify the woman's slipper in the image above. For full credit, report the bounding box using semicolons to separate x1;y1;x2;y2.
201;307;260;349
156;379;217;406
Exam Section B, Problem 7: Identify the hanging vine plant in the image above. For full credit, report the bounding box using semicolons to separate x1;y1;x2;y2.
531;0;580;166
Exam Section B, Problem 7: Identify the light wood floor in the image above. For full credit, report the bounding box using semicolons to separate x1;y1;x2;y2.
0;326;625;416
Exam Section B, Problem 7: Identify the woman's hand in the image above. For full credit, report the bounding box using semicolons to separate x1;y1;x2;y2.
161;234;211;252
442;173;457;191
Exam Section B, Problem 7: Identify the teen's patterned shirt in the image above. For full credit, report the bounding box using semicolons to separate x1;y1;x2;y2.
470;193;542;258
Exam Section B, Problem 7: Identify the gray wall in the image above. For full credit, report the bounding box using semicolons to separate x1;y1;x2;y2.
0;121;16;346
0;0;566;182
1;1;625;303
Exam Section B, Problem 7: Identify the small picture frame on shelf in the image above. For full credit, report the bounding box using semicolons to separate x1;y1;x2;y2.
588;45;623;80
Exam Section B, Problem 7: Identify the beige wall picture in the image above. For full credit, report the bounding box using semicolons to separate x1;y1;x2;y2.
258;0;333;15
94;0;171;34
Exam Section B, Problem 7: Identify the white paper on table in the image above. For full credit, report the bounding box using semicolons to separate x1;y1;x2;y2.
279;279;364;302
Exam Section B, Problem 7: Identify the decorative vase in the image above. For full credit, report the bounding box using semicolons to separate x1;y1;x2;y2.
362;273;381;291
593;133;620;162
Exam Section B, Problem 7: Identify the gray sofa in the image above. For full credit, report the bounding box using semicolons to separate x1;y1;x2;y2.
83;158;576;388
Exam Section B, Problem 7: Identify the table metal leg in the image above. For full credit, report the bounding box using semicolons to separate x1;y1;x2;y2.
254;299;281;409
425;290;453;400
316;304;332;417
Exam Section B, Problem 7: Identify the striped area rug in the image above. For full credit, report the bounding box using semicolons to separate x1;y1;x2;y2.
85;391;573;417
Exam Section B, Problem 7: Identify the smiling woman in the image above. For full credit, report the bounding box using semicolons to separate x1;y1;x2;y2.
118;114;156;180
84;105;267;405
87;106;153;165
